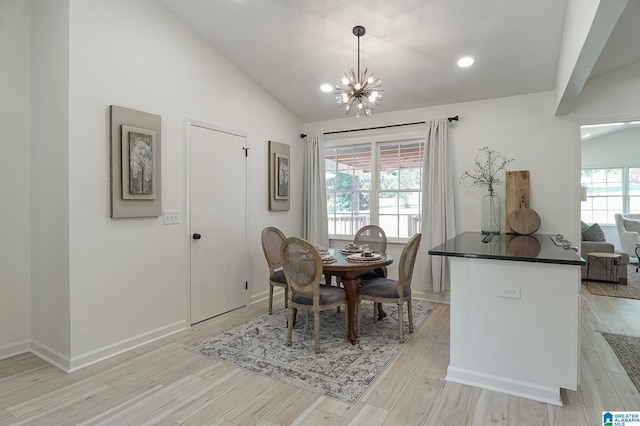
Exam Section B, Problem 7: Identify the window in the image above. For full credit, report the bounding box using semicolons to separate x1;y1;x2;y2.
325;138;424;238
580;167;640;224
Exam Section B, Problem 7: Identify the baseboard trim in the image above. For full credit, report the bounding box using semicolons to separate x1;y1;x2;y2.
0;339;31;361
446;366;563;406
30;321;188;373
30;340;71;372
65;320;188;372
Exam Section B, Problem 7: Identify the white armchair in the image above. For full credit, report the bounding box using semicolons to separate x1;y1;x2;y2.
614;213;640;261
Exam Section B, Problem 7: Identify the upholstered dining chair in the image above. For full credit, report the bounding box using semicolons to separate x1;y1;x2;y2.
354;224;388;318
354;224;388;254
354;224;388;280
357;233;422;343
261;226;288;315
281;237;347;354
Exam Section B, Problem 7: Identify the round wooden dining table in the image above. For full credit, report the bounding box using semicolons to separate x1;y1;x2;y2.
322;248;393;343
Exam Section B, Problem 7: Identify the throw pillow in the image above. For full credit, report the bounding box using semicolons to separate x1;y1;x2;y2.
582;223;606;242
623;217;640;233
580;221;590;240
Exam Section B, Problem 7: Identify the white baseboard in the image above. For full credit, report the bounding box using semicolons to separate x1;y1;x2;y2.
30;340;71;372
67;320;188;372
31;320;188;373
446;366;563;406
0;339;31;361
250;287;285;306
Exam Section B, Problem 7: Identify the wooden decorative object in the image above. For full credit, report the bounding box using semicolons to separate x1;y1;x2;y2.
505;170;529;234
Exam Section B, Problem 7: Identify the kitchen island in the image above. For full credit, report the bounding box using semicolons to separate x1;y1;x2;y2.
429;232;585;406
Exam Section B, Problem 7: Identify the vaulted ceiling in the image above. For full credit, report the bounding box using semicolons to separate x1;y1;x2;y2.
159;0;640;123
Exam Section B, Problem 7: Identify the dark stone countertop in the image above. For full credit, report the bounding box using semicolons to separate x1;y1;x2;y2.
428;231;585;266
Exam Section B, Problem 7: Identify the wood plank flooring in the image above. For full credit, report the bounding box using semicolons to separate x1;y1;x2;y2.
0;284;638;425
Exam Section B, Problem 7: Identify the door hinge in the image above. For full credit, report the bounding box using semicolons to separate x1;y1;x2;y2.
243;147;249;157
245;281;248;290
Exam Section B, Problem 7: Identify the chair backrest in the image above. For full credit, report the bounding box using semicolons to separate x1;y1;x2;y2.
261;227;286;272
281;237;323;298
615;213;640;256
354;225;387;254
397;233;422;294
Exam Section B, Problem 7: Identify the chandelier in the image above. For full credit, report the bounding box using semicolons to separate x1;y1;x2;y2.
335;25;382;117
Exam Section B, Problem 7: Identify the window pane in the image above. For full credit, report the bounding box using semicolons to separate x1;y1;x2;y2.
380;170;398;190
379;215;399;238
357;193;370;213
325;170;337;191
630;196;640;213
336;171;353;190
399;214;421;238
325;140;423;237
326;193;335;213
379;192;398;214
630;168;640;196
335;193;352;212
581;167;623;225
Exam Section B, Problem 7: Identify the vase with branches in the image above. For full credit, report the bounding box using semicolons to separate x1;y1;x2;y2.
461;146;514;234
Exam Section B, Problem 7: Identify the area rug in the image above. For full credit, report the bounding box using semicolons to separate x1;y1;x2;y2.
187;302;432;405
601;332;640;393
584;265;640;300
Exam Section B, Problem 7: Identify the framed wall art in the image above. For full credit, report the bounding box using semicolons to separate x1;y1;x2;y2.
268;140;290;211
110;105;162;218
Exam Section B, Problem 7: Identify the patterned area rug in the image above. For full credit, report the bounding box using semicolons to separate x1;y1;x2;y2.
187;302;432;405
584;265;640;300
601;332;640;393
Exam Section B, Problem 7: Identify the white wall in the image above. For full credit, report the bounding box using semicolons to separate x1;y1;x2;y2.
304;91;581;294
61;0;303;369
0;0;31;359
582;127;640;168
30;0;72;366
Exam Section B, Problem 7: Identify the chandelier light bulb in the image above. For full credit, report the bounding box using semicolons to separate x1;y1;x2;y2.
341;77;349;85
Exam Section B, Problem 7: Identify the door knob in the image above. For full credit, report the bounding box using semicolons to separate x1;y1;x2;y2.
192;233;202;240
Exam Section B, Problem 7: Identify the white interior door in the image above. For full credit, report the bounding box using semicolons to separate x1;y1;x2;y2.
189;122;247;324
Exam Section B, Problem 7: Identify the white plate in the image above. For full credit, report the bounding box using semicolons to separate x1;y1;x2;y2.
346;253;383;262
340;248;362;254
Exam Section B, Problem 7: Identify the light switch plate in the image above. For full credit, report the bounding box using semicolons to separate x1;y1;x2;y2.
163;210;180;225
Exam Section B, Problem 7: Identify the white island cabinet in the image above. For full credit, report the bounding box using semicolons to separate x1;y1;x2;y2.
429;232;584;406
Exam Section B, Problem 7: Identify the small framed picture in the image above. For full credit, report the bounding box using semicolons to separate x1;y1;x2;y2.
268;141;290;211
121;125;156;200
274;153;289;200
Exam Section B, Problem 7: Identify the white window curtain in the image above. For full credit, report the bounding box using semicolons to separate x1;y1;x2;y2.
422;119;457;292
303;133;330;247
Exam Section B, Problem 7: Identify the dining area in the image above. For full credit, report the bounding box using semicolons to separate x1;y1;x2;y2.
261;225;422;354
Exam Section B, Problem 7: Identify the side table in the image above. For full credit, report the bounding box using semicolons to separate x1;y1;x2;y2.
586;252;622;289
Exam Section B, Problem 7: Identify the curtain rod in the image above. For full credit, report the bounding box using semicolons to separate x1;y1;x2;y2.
299;115;458;139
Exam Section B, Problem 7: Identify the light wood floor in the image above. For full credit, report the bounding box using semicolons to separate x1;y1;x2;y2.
0;284;638;425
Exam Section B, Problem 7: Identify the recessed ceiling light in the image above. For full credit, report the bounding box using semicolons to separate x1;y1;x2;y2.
457;56;474;68
320;83;333;93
